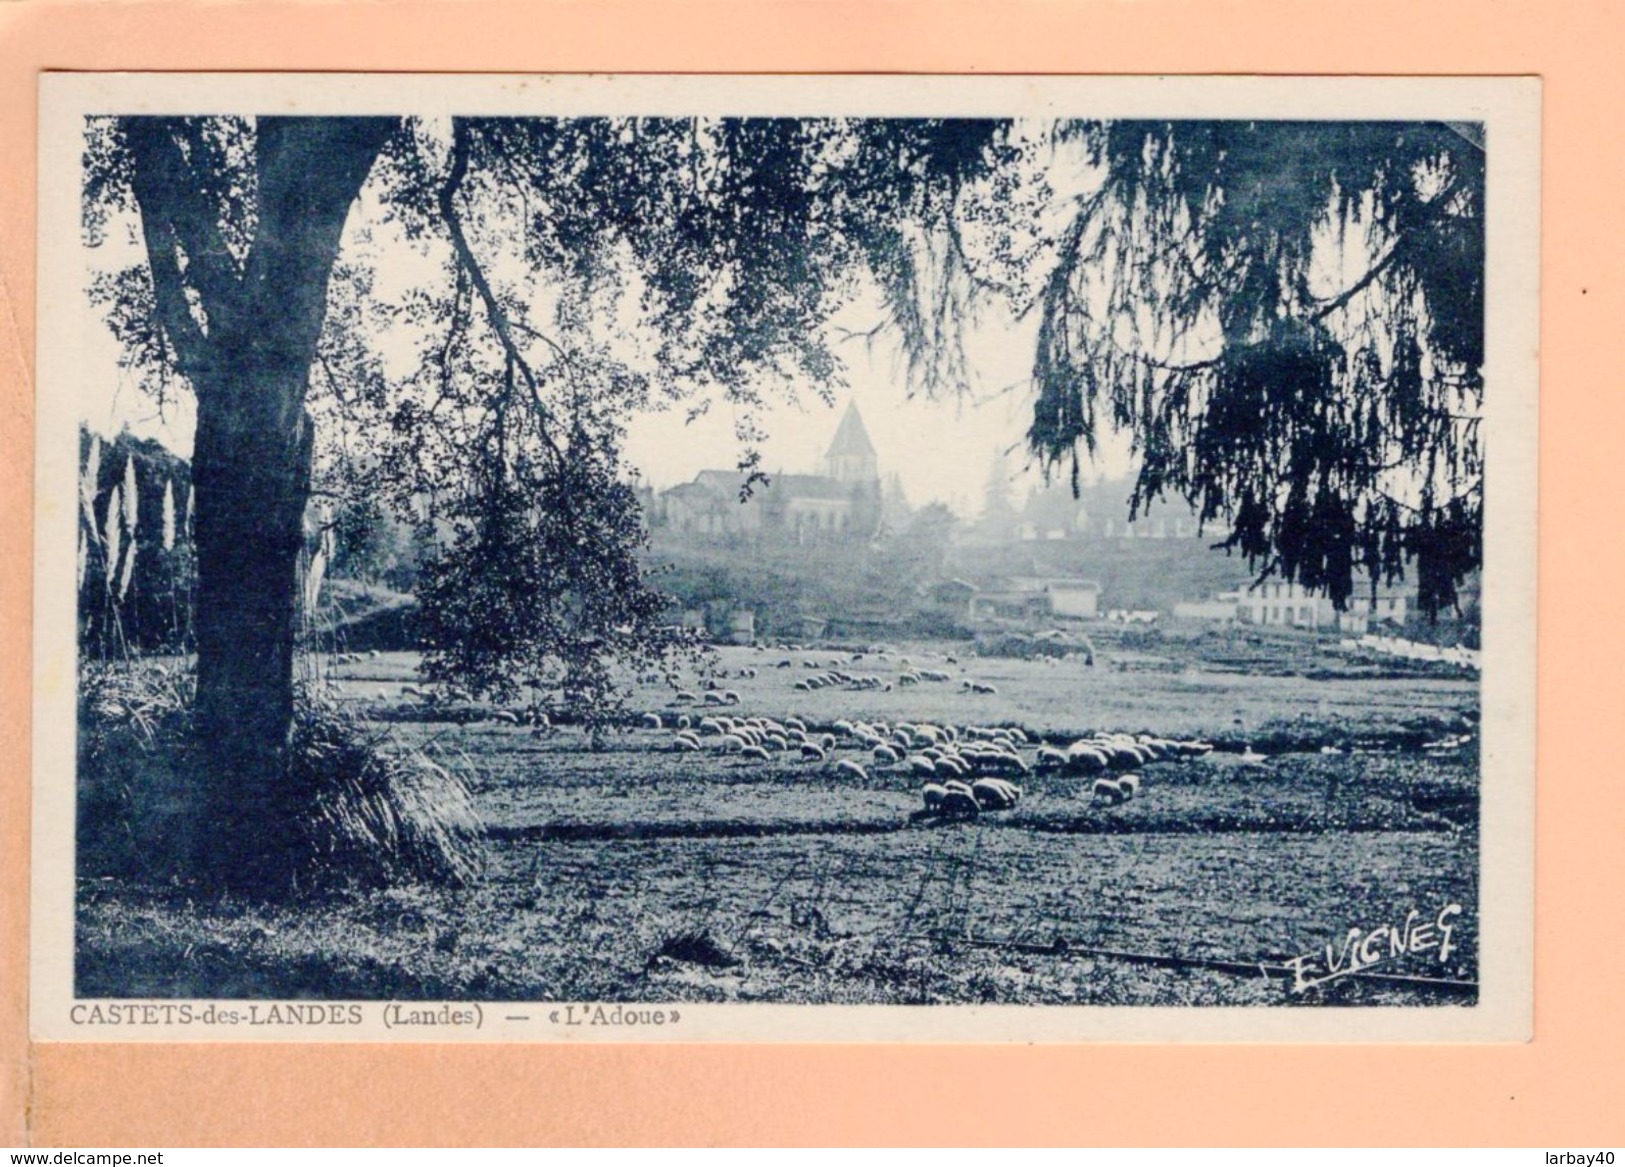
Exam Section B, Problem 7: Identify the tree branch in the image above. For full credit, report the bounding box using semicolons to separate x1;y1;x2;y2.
123;119;244;357
131;210;211;385
1308;239;1406;323
1308;178;1463;322
123;123;224;385
437;121;562;461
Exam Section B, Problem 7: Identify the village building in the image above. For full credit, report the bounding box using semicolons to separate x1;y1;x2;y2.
1002;479;1231;543
1172;591;1244;622
1233;580;1412;632
657;402;889;542
1334;589;1412;635
965;576;1102;627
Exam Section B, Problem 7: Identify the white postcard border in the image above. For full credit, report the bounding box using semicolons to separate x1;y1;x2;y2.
32;72;1540;1043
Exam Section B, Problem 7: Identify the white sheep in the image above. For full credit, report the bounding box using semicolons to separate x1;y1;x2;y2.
1066;743;1110;774
939;785;980;817
1135;738;1170;761
641;713;663;730
1035;746;1067;771
832;759;867;781
971;777;1021;811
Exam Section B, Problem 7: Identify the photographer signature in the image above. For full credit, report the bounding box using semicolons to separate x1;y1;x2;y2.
1285;902;1463;993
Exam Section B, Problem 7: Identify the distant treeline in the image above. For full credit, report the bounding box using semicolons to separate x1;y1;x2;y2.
647;515;1262;641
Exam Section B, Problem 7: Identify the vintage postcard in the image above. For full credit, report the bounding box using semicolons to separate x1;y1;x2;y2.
30;72;1538;1043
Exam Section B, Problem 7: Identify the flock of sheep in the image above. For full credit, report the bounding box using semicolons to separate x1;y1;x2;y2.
366;644;1218;820
1034;733;1215;804
661;646;994;701
639;707;1217;820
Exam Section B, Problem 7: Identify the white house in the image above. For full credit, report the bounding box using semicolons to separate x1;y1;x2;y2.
1238;580;1412;632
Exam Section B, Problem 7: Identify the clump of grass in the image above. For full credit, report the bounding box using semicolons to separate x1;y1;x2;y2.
292;684;485;889
78;659;203;885
78;659;486;895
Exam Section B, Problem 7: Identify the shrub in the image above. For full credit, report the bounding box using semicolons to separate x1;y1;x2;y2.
78;659;485;895
291;685;484;888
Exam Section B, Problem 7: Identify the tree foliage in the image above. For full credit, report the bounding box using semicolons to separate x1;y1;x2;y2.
1022;121;1485;616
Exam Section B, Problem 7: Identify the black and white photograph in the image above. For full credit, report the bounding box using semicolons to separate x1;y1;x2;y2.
31;74;1539;1042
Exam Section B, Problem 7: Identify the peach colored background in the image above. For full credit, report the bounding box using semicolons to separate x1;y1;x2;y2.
1;0;1619;1147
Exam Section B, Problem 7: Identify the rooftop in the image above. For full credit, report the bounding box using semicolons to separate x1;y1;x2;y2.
825;402;878;461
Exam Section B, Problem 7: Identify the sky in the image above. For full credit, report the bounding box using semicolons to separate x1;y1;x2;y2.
619;303;1132;516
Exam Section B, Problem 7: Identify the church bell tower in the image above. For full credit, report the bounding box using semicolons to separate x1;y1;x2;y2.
824;402;880;484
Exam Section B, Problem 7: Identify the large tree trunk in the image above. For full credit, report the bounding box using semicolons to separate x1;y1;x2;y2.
189;365;317;887
126;116;395;889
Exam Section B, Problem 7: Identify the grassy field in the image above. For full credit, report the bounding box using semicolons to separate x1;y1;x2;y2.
77;637;1481;1007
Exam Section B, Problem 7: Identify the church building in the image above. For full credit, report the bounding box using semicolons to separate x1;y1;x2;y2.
659;402;891;541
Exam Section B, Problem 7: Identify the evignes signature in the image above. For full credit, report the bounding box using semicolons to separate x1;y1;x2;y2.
1285;903;1463;993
